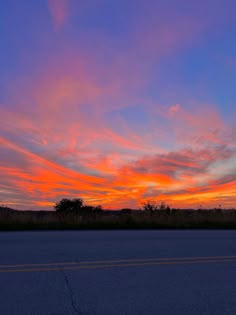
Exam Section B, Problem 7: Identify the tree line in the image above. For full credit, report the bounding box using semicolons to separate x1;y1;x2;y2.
54;197;172;215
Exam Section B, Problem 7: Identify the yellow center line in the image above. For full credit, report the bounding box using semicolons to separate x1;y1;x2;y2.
73;255;236;264
0;262;78;268
0;258;236;273
1;255;236;269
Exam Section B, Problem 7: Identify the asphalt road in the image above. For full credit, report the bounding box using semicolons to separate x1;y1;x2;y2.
1;230;236;315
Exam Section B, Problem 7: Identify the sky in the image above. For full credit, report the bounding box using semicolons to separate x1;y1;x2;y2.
0;0;236;210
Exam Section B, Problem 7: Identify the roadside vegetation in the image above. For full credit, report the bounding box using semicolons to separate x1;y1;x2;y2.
0;199;236;230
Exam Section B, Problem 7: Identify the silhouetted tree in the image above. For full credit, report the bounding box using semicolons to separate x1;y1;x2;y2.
54;198;103;216
54;198;83;213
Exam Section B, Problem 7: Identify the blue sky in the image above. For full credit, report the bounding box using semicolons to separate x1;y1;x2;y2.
0;0;235;209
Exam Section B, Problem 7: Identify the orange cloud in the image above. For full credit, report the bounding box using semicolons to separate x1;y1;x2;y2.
1;133;235;209
1;92;235;210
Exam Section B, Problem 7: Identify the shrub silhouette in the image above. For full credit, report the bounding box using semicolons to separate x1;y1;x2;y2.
141;200;171;214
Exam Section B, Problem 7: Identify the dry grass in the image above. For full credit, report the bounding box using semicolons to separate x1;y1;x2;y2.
1;207;236;230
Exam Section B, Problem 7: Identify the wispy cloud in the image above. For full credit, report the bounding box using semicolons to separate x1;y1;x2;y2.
48;0;70;29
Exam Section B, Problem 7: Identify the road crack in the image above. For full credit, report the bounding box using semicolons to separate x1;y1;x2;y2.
60;270;83;315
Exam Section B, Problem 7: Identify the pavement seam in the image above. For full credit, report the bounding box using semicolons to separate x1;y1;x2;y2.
60;270;83;315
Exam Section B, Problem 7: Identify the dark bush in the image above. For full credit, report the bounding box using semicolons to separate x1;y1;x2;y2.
93;205;103;214
120;208;132;214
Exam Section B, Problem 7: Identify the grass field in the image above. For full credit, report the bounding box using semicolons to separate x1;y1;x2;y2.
1;206;236;230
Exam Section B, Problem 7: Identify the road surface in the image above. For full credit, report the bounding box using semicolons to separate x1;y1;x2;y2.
1;230;236;314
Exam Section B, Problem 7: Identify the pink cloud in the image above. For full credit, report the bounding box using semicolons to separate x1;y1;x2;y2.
155;102;227;147
168;104;181;115
48;0;70;29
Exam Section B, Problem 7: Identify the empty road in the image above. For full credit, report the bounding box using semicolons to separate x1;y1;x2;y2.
1;230;236;314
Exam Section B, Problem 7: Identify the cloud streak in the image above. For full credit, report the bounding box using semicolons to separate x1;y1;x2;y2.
48;0;70;29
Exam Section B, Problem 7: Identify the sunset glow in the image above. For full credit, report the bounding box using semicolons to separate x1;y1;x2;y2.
1;0;236;209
